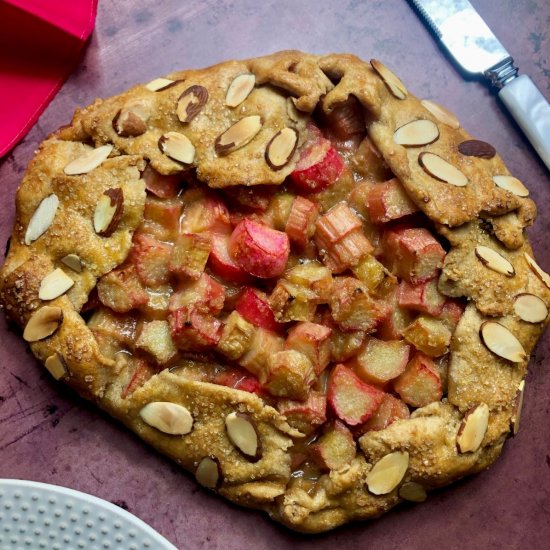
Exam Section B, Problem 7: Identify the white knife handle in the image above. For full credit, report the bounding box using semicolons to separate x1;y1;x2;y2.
498;75;550;171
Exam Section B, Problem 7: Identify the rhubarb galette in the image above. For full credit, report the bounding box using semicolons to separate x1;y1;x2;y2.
1;51;549;532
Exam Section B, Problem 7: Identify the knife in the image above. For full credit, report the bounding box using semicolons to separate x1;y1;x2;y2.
408;0;550;171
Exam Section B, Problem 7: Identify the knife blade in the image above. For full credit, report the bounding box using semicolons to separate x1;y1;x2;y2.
409;0;550;171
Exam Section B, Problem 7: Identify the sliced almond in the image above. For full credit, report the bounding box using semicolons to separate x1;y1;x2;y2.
493;175;529;197
225;74;255;107
420;99;460;129
39;268;74;301
60;254;82;273
398;481;427;503
215;116;263;156
44;352;68;380
265;128;298;170
366;451;409;495
23;306;63;342
113;109;147;137
93;188;124;237
145;77;175;92
458;139;496;159
225;412;259;459
524;253;550;289
475;245;515;277
514;293;548;323
139;402;193;435
176;85;208;123
158;132;195;164
456;403;489;453
24;194;59;245
63;144;113;176
195;457;221;489
370;59;407;100
418;152;468;186
511;380;525;436
480;321;526;363
393;119;439;147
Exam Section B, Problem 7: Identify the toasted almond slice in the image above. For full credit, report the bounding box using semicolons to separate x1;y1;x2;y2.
493;175;529;197
456;403;489;453
177;85;209;123
61;254;83;273
514;293;548;323
418;152;468;186
265;128;298;169
139;402;193;435
64;144;113;176
158;132;195;164
480;321;526;363
458;139;496;159
113;109;147;137
225;73;256;107
398;481;427;503
475;245;515;277
420;99;460;129
24;194;59;245
23;306;63;342
511;380;525;436
367;451;409;495
93;188;124;237
393;119;439;147
145;77;175;91
225;412;259;459
524;253;550;289
195;457;221;489
39;268;74;301
45;352;68;380
215;116;263;156
370;59;407;100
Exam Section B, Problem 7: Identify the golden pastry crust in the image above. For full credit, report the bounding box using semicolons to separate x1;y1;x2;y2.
1;51;549;533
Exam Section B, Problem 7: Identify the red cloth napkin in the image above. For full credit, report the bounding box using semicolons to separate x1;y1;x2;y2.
0;0;98;157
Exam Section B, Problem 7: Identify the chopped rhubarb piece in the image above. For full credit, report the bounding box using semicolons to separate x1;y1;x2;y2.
382;226;446;284
348;181;373;219
433;354;450;395
169;307;222;350
228;219;290;278
87;307;137;346
290;138;345;193
141;164;182;199
377;286;415;341
438;299;465;331
320;97;365;140
367;178;418;224
136;320;178;365
121;358;157;399
265;350;315;399
239;327;284;379
269;281;317;322
328;364;385;426
315;202;363;243
143;196;183;239
353;337;411;384
357;394;410;434
208;234;251;284
97;265;148;313
214;368;263;395
394;352;443;408
330;328;366;362
266;193;294;231
402;315;452;357
310;420;356;471
216;311;255;360
285;196;319;248
138;286;171;320
285;262;333;303
168;233;211;280
398;278;446;316
180;193;231;234
131;234;172;286
168;273;225;315
351;136;393;182
285;322;332;375
330;277;388;332
351;255;388;292
236;287;280;332
277;391;327;436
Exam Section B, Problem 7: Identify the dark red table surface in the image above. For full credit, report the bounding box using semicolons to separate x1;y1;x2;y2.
1;1;549;548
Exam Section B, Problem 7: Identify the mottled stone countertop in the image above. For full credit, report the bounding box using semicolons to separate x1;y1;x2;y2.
1;1;549;548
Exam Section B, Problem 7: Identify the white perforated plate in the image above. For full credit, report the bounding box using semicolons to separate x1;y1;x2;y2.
0;479;178;550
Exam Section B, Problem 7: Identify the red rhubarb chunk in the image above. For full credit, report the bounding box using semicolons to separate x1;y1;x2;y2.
168;273;225;315
214;368;264;395
169;307;222;350
328;364;385;426
141;164;182;199
277;391;327;436
180;194;231;235
228;219;290;278
236;287;280;332
208;234;252;284
398;278;446;316
367;178;418;224
285;196;319;248
131;234;172;286
121;359;157;399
